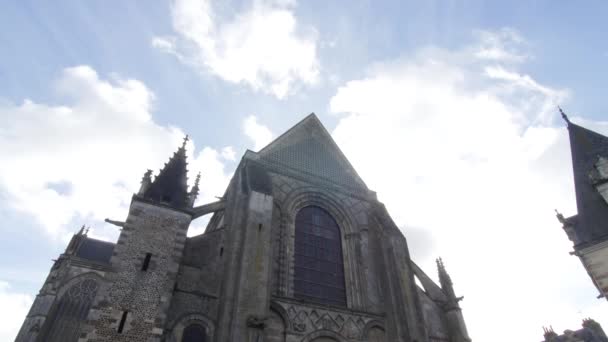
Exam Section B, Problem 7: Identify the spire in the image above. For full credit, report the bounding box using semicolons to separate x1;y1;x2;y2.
437;257;462;305
558;106;571;126
182;134;189;149
138;169;153;196
187;172;201;207
436;258;453;292
566;120;608;246
142;136;191;208
543;326;558;341
555;209;566;224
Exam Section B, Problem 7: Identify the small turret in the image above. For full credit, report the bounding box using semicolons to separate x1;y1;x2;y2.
65;225;88;255
437;257;462;306
543;326;558;341
141;135;194;209
187;172;201;207
436;257;471;342
582;318;608;340
137;169;153;196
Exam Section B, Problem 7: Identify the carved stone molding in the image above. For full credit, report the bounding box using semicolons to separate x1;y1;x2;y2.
273;299;383;340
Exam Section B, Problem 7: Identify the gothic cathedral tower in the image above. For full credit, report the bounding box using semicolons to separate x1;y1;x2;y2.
17;114;471;342
557;111;608;300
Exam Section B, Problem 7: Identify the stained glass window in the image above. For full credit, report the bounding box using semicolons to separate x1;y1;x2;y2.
182;323;207;342
294;206;346;306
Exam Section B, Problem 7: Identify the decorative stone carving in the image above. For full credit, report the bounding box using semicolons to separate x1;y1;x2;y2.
273;299;382;339
247;315;268;342
247;315;269;329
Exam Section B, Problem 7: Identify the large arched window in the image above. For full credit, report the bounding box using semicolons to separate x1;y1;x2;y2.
182;323;207;342
294;206;346;306
40;278;99;342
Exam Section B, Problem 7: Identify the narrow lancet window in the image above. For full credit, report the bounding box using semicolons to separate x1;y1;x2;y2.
117;311;128;333
142;253;152;271
294;206;347;306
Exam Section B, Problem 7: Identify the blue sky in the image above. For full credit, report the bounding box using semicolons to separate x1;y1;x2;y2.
1;0;608;340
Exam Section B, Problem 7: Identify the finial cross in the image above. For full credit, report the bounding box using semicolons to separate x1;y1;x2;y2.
558;106;571;125
182;134;190;149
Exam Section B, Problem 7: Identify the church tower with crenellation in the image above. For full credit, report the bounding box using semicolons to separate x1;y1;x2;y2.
16;114;471;342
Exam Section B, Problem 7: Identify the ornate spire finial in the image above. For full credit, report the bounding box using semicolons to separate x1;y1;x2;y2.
78;224;85;235
543;326;558;340
194;172;201;187
181;134;190;149
187;172;201;207
558;106;571;125
555;209;566;224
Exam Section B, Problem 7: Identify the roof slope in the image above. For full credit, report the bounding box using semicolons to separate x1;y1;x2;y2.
568;122;608;247
257;114;368;190
75;237;115;264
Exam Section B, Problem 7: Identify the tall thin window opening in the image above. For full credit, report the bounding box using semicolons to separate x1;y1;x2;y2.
294;206;346;306
141;253;152;271
117;311;128;333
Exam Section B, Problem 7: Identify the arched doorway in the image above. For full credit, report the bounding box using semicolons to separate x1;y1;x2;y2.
182;323;207;342
311;337;339;342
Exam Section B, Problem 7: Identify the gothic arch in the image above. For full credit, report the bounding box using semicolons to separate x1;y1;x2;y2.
362;320;386;341
270;300;291;331
265;306;288;342
38;274;102;342
281;187;365;309
169;312;215;342
56;272;104;298
300;329;346;342
283;187;358;235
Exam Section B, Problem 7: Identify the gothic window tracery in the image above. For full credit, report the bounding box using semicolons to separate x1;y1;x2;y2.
294;206;347;306
41;278;99;342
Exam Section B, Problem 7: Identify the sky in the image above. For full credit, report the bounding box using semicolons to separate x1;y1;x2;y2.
1;0;608;341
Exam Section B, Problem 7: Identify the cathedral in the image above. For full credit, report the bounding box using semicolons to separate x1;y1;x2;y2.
16;114;471;342
546;111;608;342
556;111;608;301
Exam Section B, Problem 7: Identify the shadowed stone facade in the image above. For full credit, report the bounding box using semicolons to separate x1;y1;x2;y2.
549;111;608;342
16;114;471;342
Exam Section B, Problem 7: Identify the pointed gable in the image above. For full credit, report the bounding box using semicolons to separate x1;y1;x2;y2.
568;122;608;247
258;114;368;190
143;140;190;208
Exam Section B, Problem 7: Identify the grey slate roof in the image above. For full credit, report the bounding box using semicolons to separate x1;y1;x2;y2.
258;113;368;190
75;237;115;264
567;122;608;248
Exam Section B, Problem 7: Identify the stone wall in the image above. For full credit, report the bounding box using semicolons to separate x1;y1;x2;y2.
80;200;191;342
16;246;110;342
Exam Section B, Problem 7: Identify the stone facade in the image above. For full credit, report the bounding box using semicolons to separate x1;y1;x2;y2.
556;113;608;299
550;111;608;341
16;114;471;342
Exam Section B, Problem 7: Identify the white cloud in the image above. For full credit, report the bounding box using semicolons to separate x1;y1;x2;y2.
329;29;608;341
155;0;320;99
0;281;33;341
221;146;237;161
0;66;232;240
243;115;274;151
473;27;529;63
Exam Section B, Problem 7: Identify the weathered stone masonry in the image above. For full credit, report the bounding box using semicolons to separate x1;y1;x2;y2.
17;114;471;342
